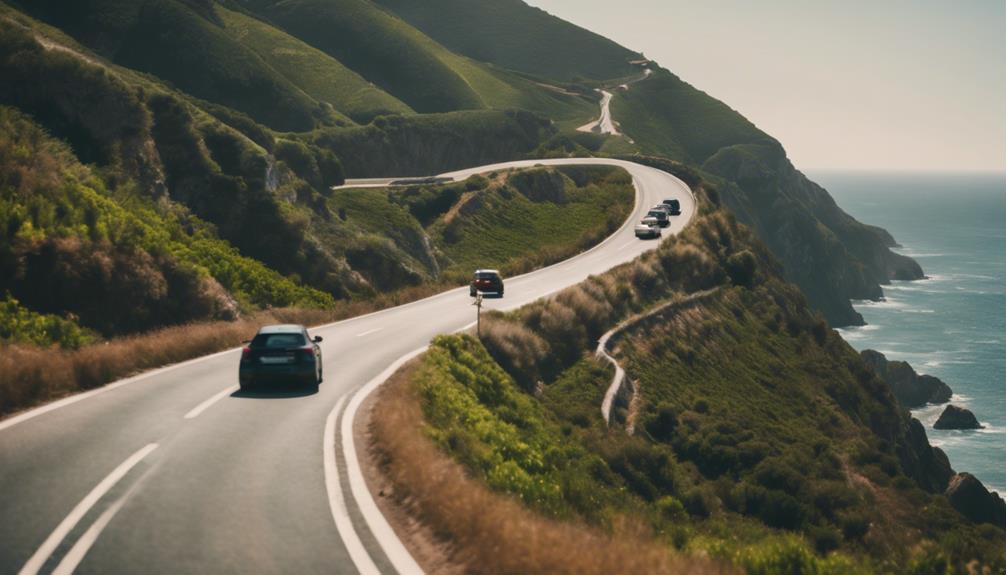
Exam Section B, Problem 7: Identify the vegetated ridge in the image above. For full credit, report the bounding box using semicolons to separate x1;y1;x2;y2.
371;181;1005;573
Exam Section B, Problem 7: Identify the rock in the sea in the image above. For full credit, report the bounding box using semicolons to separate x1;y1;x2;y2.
860;349;953;408
934;405;984;430
945;473;1006;528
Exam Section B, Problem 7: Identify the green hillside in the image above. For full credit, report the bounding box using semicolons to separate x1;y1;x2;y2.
375;0;643;82
612;69;775;165
235;0;595;123
215;4;413;123
11;0;344;132
236;0;485;113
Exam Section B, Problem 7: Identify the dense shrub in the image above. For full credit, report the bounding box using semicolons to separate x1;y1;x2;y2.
726;249;757;287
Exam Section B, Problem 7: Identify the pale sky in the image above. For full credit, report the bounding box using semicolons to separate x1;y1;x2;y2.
528;0;1005;172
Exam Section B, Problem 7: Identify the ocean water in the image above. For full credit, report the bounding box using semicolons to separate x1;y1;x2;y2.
810;171;1006;494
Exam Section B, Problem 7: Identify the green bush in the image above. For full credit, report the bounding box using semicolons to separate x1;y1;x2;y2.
0;294;94;349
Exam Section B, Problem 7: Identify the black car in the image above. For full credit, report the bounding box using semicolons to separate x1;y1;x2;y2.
661;198;682;215
239;324;323;391
470;269;504;297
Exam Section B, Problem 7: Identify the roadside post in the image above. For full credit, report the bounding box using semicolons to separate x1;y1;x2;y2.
473;293;483;337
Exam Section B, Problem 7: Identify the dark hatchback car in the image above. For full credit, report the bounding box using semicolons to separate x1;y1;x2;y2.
239;324;323;391
661;198;682;215
470;269;504;297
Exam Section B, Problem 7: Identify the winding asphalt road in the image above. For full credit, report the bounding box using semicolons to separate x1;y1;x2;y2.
0;159;694;575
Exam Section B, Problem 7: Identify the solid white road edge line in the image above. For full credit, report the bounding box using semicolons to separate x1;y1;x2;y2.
325;395;380;575
340;347;429;575
0;348;237;433
17;443;158;575
183;385;239;420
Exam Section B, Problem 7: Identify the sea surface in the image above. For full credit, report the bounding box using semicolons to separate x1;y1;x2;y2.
809;171;1006;494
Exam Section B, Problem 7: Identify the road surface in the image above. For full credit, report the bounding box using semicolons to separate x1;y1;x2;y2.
0;158;695;575
576;69;652;136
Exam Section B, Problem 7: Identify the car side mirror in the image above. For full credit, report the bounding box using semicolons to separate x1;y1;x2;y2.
313;336;323;343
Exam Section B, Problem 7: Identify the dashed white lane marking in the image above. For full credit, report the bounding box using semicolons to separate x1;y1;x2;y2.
355;328;383;338
183;385;239;419
0;349;237;433
618;239;637;250
324;395;380;575
18;443;158;575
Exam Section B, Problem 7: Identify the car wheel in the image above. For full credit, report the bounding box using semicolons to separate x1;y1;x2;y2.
470;289;476;297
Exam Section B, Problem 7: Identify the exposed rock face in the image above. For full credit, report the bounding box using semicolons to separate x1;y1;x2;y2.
702;143;925;327
934;405;984;430
897;418;954;493
861;350;953;408
945;473;1006;528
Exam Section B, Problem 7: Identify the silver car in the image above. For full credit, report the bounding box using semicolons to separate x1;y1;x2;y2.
635;222;661;239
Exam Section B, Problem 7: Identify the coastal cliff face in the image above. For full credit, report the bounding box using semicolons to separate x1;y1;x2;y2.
702;142;925;326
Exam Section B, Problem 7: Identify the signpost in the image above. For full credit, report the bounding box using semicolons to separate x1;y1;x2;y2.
472;293;483;337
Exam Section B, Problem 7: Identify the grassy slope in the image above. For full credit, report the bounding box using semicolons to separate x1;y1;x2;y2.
428;166;633;278
611;69;775;165
324;166;634;287
11;0;339;132
384;203;1006;572
215;4;412;123
374;0;642;82
235;0;595;123
236;0;484;113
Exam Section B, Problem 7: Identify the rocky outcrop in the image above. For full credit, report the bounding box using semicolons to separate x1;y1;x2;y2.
945;473;1006;528
934;405;984;430
860;350;953;408
897;418;954;493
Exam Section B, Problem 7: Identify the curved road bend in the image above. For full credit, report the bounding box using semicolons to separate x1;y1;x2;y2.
0;158;695;575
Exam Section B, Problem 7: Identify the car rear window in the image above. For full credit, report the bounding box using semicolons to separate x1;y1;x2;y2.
648;210;665;217
251;333;306;348
475;272;498;279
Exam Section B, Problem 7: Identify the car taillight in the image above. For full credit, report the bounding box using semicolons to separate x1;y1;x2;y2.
299;346;315;362
241;347;252;363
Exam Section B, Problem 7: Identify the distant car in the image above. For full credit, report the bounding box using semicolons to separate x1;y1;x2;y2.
661;198;682;215
634;222;661;239
239;324;323;391
470;269;504;297
645;209;670;227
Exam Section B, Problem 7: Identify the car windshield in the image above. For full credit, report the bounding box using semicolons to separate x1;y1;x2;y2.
251;333;306;348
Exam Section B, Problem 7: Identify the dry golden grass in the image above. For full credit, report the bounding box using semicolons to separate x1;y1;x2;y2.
0;276;473;417
369;361;732;575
